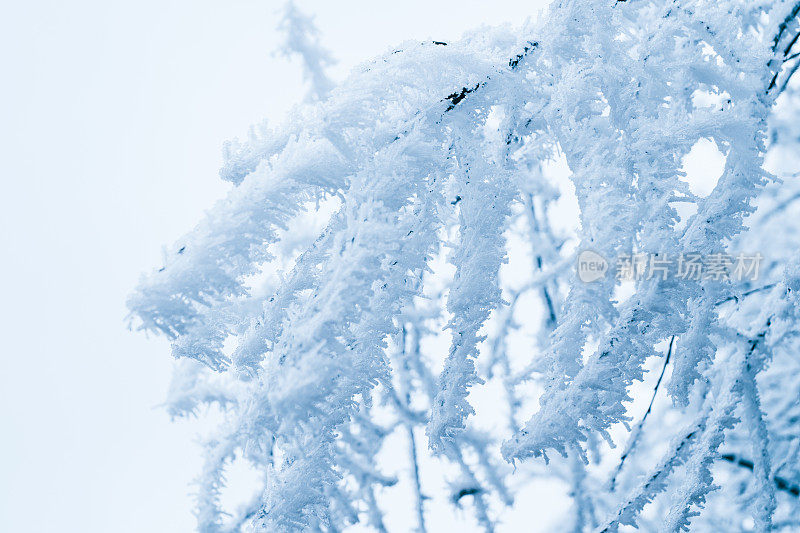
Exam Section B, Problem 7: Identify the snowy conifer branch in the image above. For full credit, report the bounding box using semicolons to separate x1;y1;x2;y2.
130;0;800;529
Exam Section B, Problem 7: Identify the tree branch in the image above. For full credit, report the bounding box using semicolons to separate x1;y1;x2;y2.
609;336;676;491
720;453;800;497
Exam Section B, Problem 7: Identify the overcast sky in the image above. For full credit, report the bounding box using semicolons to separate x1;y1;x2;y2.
0;1;552;531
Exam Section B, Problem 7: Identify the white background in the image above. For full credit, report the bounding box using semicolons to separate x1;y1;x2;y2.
0;1;552;531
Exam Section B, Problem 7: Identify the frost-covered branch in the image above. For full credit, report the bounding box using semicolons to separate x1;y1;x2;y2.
129;0;800;530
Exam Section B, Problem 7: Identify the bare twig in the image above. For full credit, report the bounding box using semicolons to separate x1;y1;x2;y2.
609;336;676;491
767;2;800;91
714;284;777;306
720;454;800;497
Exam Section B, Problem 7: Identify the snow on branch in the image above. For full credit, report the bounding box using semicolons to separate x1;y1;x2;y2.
129;0;800;530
